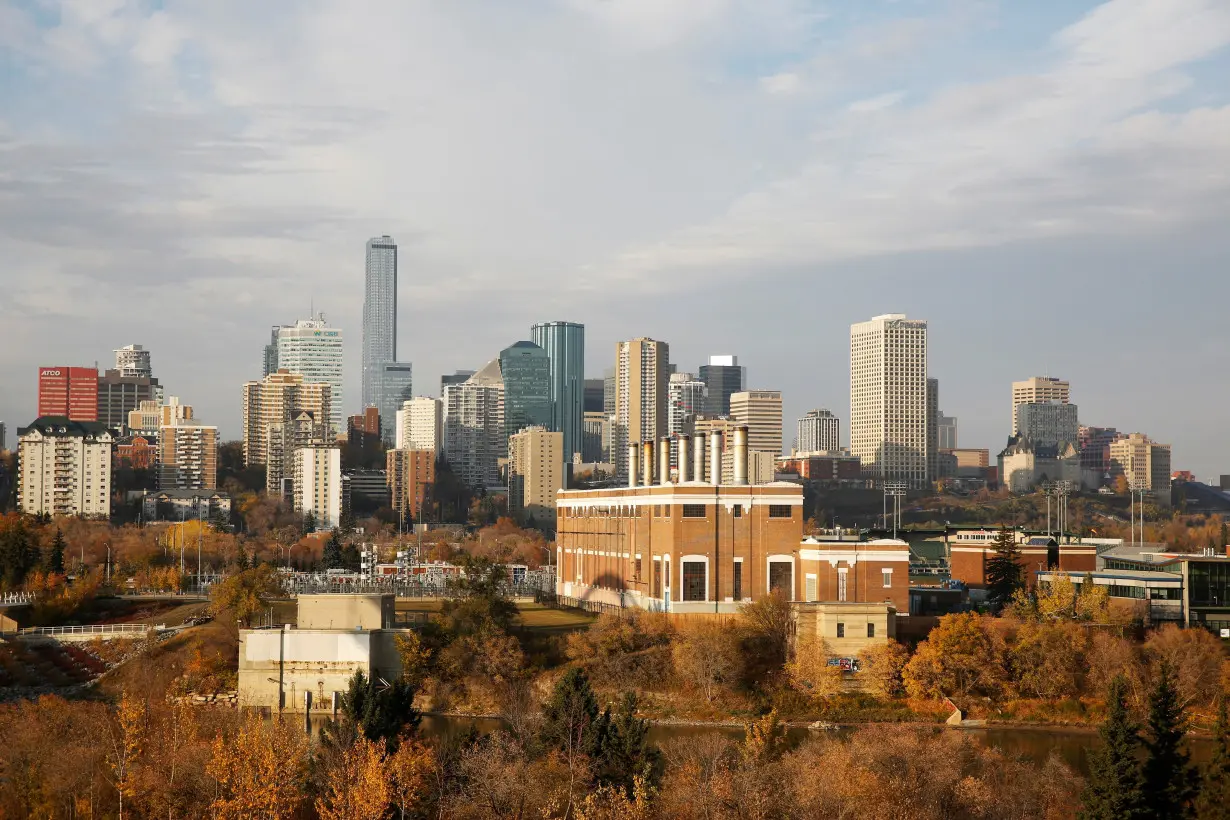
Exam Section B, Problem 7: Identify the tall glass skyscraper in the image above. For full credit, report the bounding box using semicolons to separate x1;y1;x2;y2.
277;315;344;436
699;355;745;417
373;362;413;446
362;236;398;410
530;321;584;461
499;341;551;443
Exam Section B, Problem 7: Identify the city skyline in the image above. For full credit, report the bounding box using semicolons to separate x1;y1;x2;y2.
2;1;1230;475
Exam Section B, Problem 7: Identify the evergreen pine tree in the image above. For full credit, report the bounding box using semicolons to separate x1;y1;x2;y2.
1196;695;1230;820
596;691;664;798
984;525;1025;608
1142;662;1199;818
323;530;344;569
1080;676;1148;820
338;670;421;753
235;548;250;571
46;528;66;574
541;667;604;757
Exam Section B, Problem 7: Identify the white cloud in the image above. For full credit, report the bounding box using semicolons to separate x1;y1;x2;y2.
846;90;904;112
760;72;801;95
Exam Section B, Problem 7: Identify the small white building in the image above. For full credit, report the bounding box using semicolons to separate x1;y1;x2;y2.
18;417;113;518
297;446;342;528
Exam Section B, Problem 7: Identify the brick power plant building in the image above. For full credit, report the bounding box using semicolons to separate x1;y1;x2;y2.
555;426;910;622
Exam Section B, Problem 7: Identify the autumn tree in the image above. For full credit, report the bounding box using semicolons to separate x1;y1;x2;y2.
209;564;284;627
903;612;1005;700
784;635;844;700
739;591;792;670
45;528;66;574
1081;676;1148;820
984;525;1025;608
388;736;437;820
857;640;911;698
594;692;664;799
106;693;146;820
316;735;392;820
1142;662;1199;819
1197;695;1230;820
672;620;742;702
1144;624;1225;711
207;713;307;819
1009;620;1089;699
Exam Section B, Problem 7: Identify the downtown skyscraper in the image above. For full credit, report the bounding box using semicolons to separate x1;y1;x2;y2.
850;314;929;484
362;236;399;411
530;321;584;462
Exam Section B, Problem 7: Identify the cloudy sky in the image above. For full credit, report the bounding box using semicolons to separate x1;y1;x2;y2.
2;0;1229;476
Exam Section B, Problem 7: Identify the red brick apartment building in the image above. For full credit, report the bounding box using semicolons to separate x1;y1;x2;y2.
948;529;1097;589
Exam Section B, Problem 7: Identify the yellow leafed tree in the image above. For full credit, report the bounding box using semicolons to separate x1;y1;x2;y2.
388;736;436;820
316;735;392;820
784;635;844;700
207;713;306;819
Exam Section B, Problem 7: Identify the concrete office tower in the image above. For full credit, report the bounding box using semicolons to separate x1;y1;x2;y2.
583;379;604;413
128;396;193;437
1079;426;1120;474
263;326;289;377
730;391;783;456
614;338;670;480
582;411;611;463
1016;402;1079;447
668;373;707;438
17;417;113;517
387;448;436;520
797;409;840;454
296;446;343;528
396;396;443;452
850;313;929;484
699;355;745;417
241;370;332;467
372;362;413;445
38;367;99;421
937;412;958;450
531;321;585;462
158;423;218;490
97;368;161;433
1109;433;1172;505
508;426;565;528
362;236;398;410
443;359;505;490
114;344;152;378
1012;377;1070;435
277;315;343;436
500;341;551;443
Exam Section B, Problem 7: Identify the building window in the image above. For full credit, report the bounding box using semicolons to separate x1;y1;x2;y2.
882;569;892;588
836;623;845;638
768;505;792;518
733;561;742;600
634;558;642;581
867;623;876;638
682;561;706;602
838;570;848;602
652;560;661;598
769;562;792;596
682;504;706;518
805;575;817;602
731;505;742;518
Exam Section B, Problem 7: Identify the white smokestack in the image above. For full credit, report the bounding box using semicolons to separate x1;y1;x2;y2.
642;440;654;486
693;433;706;483
659;436;671;485
709;431;722;486
628;442;639;488
734;425;749;485
678;436;690;483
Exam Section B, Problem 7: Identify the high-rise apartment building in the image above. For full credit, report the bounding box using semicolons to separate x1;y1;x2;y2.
443;359;505;489
347;407;382;448
668;373;707;438
1109;433;1172;506
362;236;398;411
730;390;783;456
113;344;152;378
267;410;330;497
17;417;113;517
531;321;585;462
396;397;444;452
128;396;193;437
796;409;840;454
614;338;670;480
699;355;745;417
508;426;564;529
387;448;435;521
98;369;161;433
277;315;343;435
500;341;551;443
157;423;218;490
850;313;929;484
1015;402;1079;446
372;362;413;446
38;367;99;421
603;367;616;416
440;371;475;393
1011;377;1070;435
937;412;958;450
241;370;333;468
296;446;342;528
926;378;939;481
582;411;611;464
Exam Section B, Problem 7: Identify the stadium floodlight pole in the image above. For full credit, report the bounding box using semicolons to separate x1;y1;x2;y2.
1054;480;1072;543
884;481;908;540
1041;481;1055;537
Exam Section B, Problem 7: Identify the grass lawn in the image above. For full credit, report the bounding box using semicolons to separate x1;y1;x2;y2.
515;602;597;632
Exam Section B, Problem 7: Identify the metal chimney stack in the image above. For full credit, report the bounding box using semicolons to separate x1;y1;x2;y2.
709;431;722;486
642;440;655;486
734;425;750;485
628;442;640;488
693;432;706;483
659;436;671;485
677;435;691;483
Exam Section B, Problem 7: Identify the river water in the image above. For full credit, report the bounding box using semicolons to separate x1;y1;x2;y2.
414;715;1215;777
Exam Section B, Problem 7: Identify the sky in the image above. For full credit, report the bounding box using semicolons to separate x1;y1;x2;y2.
2;0;1229;477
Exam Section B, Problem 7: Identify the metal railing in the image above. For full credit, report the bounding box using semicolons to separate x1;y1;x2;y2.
19;623;164;636
0;592;36;606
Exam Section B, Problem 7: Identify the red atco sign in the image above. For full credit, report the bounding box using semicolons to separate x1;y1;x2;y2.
41;369;62;377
